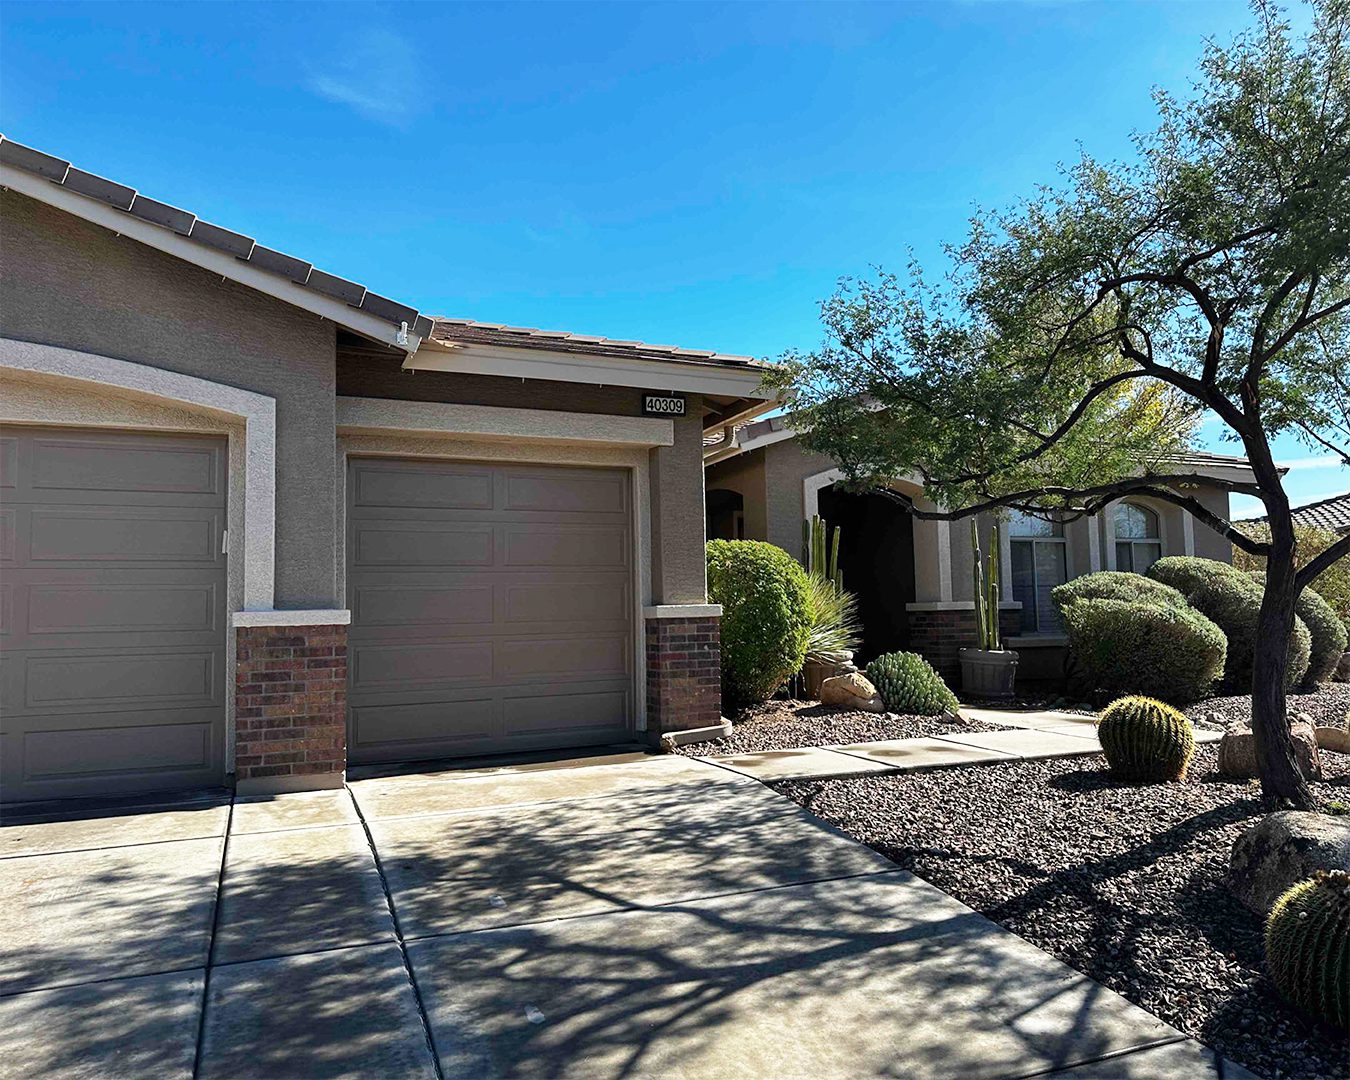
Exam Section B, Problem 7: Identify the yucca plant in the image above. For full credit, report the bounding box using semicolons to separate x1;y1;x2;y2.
804;571;862;665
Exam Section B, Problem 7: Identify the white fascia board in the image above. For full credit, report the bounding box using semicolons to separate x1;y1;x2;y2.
336;396;675;447
735;424;798;453
404;341;775;399
1;164;421;355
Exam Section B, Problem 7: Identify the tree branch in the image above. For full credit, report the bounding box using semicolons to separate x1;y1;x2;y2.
1295;531;1350;590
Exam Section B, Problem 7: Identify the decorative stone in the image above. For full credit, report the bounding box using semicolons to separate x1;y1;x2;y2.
1216;723;1322;781
1229;811;1350;913
1315;726;1350;754
819;673;886;713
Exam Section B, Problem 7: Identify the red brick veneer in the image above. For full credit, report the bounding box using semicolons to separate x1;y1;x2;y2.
234;624;348;789
906;607;1022;683
645;615;722;737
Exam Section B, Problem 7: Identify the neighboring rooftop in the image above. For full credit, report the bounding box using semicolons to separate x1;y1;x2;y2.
429;318;764;369
1247;490;1350;533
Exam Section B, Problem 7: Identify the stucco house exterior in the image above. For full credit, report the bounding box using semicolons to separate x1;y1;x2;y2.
704;415;1260;682
0;137;775;804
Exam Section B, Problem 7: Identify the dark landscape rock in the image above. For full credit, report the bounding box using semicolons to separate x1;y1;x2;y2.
1229;810;1350;913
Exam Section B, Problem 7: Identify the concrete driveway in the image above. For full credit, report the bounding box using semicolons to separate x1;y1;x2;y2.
0;752;1254;1079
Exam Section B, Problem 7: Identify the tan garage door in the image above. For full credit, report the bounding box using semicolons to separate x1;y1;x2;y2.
346;458;635;764
0;426;228;804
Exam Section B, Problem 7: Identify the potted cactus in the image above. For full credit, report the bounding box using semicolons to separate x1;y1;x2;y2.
959;519;1019;699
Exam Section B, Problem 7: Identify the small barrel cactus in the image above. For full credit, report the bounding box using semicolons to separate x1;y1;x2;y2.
1266;870;1350;1031
1096;696;1195;781
865;651;959;716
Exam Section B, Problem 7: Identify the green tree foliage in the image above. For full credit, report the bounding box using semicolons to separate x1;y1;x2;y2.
1236;523;1350;621
765;0;1350;806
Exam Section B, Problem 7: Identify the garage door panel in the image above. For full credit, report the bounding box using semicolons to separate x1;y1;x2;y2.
19;648;219;712
352;582;495;629
353;460;493;510
0;426;227;803
29;435;223;497
351;640;495;693
0;437;15;489
503;525;629;568
351;521;494;568
503;470;628;514
19;718;215;782
27;506;221;564
0;508;14;563
347;458;635;763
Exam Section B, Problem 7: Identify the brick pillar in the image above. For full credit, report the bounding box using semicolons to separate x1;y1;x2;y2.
645;611;722;739
234;622;348;795
905;606;1021;684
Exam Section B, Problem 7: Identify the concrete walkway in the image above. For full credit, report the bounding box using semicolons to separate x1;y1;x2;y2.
700;706;1224;782
0;752;1251;1078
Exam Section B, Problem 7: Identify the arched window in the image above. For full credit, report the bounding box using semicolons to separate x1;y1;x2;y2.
1114;503;1162;573
1007;511;1067;634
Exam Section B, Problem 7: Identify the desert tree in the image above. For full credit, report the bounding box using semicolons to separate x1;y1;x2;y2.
767;0;1350;808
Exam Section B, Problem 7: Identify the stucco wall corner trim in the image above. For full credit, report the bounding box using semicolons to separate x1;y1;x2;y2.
643;604;723;619
232;609;352;627
0;337;277;609
336;395;674;447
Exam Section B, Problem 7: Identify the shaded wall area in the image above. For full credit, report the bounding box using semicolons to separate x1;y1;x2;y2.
819;487;916;664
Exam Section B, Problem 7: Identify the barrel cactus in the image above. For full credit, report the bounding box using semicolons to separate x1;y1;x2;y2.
1266;870;1350;1031
1096;695;1195;781
865;651;958;716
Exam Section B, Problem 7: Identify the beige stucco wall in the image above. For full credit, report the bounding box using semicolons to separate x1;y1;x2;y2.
704;448;768;541
763;437;837;555
649;410;709;604
1;191;339;607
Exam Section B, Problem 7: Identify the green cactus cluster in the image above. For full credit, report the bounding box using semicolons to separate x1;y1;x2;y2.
1266;870;1350;1032
802;514;844;591
971;519;1003;651
1096;695;1195;781
865;651;959;716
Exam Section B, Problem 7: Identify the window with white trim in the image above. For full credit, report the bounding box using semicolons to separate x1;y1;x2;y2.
1008;511;1067;634
1114;503;1162;574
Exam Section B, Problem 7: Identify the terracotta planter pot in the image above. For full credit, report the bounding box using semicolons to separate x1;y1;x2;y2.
803;654;853;700
959;648;1019;700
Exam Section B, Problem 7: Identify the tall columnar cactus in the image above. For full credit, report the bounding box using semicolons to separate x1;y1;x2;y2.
1096;695;1196;781
1266;870;1350;1031
970;520;1003;651
803;515;843;591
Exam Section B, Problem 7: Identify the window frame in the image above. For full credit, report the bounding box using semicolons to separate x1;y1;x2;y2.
1007;512;1069;635
1113;502;1163;574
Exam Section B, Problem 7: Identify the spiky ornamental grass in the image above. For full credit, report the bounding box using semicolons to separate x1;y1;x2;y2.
1266;870;1350;1032
1096;696;1195;782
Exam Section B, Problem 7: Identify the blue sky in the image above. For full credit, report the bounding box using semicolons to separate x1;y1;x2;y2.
2;0;1343;517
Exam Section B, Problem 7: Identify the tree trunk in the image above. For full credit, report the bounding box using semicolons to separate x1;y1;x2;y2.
1251;525;1317;809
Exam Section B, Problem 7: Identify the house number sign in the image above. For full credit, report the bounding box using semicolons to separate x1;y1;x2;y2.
642;394;686;417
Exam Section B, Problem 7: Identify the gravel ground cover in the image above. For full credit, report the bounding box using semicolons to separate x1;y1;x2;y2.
775;745;1350;1079
672;698;1014;757
1187;682;1350;732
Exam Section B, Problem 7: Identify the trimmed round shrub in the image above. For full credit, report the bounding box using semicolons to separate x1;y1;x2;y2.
706;540;810;706
865;651;958;716
1266;870;1350;1032
1096;695;1195;781
1051;570;1190;617
1146;555;1246;598
1061;598;1226;704
1187;573;1312;689
1249;573;1348;685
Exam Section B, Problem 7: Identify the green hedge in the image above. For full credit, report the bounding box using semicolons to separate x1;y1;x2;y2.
865;651;959;716
706;540;811;706
1051;570;1190;616
1186;573;1312;689
1249;573;1348;685
1061;598;1227;704
1145;555;1246;598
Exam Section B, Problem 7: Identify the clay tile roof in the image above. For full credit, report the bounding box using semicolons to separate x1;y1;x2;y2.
1250;491;1350;533
429;317;764;369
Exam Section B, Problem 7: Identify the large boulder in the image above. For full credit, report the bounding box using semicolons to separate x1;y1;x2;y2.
819;672;886;713
1317;726;1350;755
1217;722;1322;781
1229;811;1350;913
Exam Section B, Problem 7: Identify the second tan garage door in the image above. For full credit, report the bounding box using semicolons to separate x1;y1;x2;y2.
346;458;635;764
